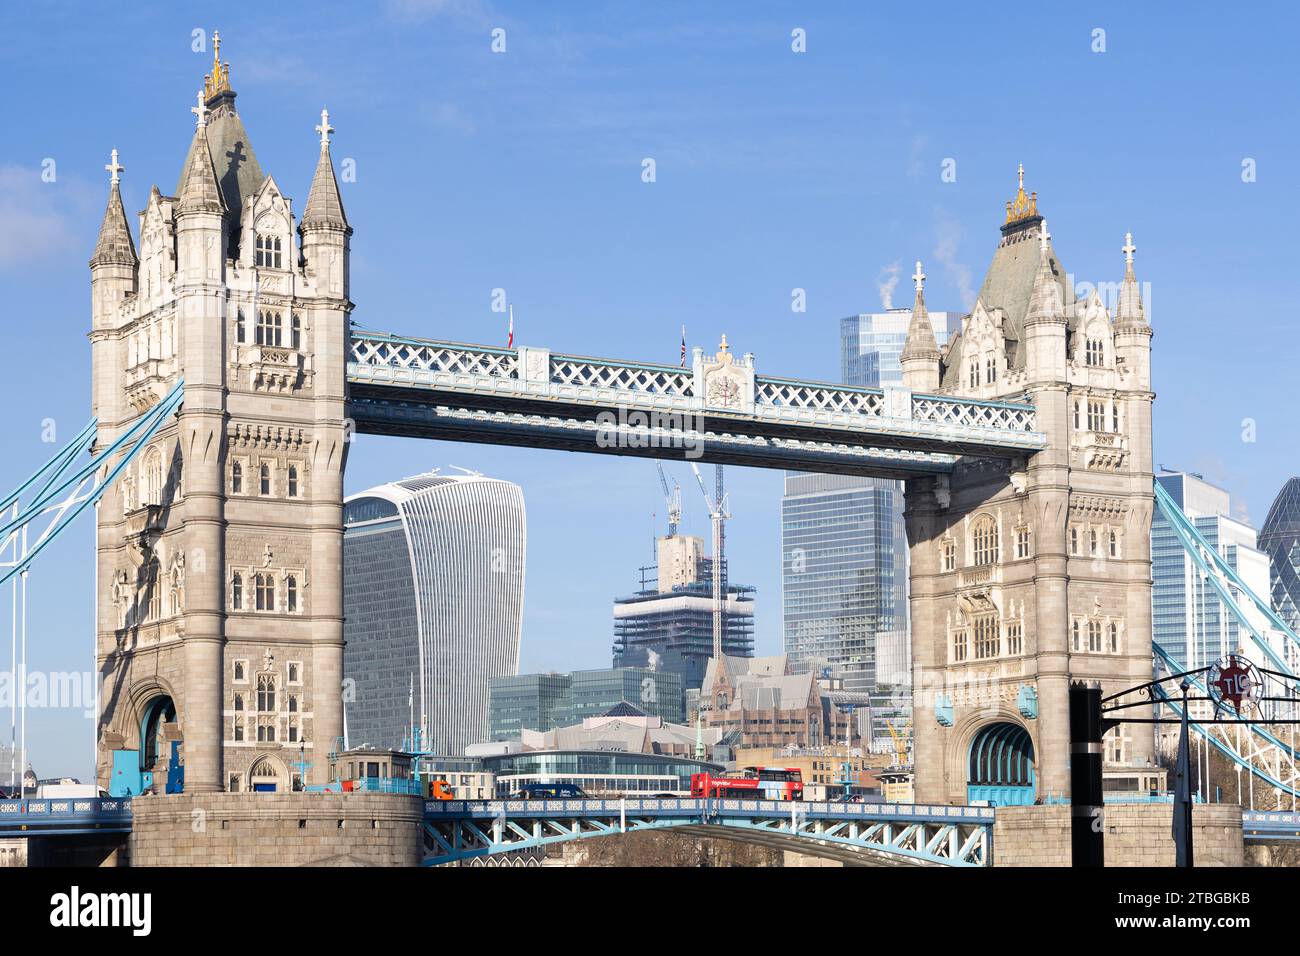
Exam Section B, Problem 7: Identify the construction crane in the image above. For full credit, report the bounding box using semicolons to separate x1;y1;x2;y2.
690;462;730;661
655;463;681;537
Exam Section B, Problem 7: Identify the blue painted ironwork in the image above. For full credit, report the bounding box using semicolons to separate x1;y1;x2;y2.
421;798;994;867
0;380;184;587
1016;684;1039;720
1243;810;1300;841
0;798;132;836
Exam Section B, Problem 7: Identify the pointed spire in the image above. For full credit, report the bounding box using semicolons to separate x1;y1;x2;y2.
90;148;137;268
1025;219;1064;325
177;96;225;215
302;108;349;232
1116;231;1147;328
901;259;940;363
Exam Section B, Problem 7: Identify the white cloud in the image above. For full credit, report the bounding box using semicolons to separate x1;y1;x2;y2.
877;260;901;310
932;209;975;310
0;166;76;269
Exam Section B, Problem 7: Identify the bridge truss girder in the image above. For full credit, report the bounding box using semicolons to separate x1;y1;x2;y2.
421;799;992;867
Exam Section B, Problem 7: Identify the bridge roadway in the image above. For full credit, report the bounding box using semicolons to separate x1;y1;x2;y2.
346;331;1047;478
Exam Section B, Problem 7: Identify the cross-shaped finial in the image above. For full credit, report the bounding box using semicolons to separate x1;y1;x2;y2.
912;259;925;293
1122;231;1136;266
1018;162;1024;190
1039;219;1050;254
105;148;124;185
192;90;208;129
316;107;334;148
718;334;730;354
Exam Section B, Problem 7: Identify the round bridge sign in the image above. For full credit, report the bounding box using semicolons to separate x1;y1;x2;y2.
1207;654;1260;716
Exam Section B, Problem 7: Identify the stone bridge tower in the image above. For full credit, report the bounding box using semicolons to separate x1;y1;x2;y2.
903;169;1156;805
90;37;351;793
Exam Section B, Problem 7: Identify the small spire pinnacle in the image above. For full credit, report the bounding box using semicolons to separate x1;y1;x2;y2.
1116;230;1146;328
901;257;940;373
912;259;925;294
316;108;334;148
104;148;124;185
192;90;208;129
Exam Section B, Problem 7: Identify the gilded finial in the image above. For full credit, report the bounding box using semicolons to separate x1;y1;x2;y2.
1004;163;1039;224
719;334;730;354
202;29;231;101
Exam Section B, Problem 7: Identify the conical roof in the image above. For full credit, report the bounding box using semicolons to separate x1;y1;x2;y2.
900;265;939;362
177;122;226;215
90;180;137;268
302;142;349;231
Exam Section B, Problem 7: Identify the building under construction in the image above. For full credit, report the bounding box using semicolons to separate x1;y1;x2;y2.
612;533;755;694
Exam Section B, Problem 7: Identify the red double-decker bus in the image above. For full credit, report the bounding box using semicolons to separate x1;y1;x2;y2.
690;766;804;801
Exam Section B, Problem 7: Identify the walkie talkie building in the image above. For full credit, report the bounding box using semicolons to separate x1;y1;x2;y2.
343;471;526;756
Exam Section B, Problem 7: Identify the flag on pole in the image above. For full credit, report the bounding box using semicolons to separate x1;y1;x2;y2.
507;305;514;348
679;325;687;366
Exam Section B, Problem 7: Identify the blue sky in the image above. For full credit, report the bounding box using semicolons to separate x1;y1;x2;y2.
1;0;1296;777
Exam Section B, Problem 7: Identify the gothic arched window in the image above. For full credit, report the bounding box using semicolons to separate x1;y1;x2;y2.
291;315;302;350
142;446;163;507
1088;620;1102;652
969;360;980;389
231;572;243;610
1108;622;1120;653
231;460;243;495
259;463;271;496
985;356;997;383
286;574;298;613
1085;337;1104;367
1109;530;1119;558
257;674;276;712
287;465;299;498
971;515;999;566
941;539;956;572
256;234;282;269
256;309;282;347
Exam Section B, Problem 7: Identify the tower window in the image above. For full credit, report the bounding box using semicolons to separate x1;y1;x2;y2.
971;515;999;566
1070;526;1080;555
1088;620;1102;652
255;573;275;611
1087;399;1106;432
985;356;996;383
231;460;243;495
256;234;282;269
257;674;277;712
1112;403;1121;432
291;315;302;350
973;614;999;659
969;361;980;388
1109;530;1119;558
235;309;246;344
1016;527;1031;559
231;572;243;610
287;465;299;498
1089;528;1099;556
952;628;969;663
1072;619;1082;652
1108;622;1120;653
1085;338;1104;367
1006;620;1023;656
256;309;283;347
286;575;298;613
941;539;956;572
259;463;272;496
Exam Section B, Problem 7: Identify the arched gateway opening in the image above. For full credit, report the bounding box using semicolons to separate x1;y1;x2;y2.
967;722;1036;806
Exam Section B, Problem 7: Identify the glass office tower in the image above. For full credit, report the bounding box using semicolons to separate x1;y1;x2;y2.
343;471;526;756
781;308;958;751
1152;472;1278;671
1260;477;1300;635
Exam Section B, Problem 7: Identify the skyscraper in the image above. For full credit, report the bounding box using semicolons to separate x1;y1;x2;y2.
1260;477;1300;636
343;471;525;756
613;533;754;693
781;305;959;750
1152;472;1280;671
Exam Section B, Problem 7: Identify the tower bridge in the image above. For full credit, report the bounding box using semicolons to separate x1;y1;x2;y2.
0;35;1202;865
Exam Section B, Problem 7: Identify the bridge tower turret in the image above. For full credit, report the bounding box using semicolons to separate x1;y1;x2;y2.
906;168;1156;806
900;260;941;392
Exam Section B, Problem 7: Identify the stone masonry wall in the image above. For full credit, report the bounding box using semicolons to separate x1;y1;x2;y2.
994;803;1243;866
129;792;423;866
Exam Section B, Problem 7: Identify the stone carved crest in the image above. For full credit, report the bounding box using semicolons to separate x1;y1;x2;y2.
702;336;750;410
